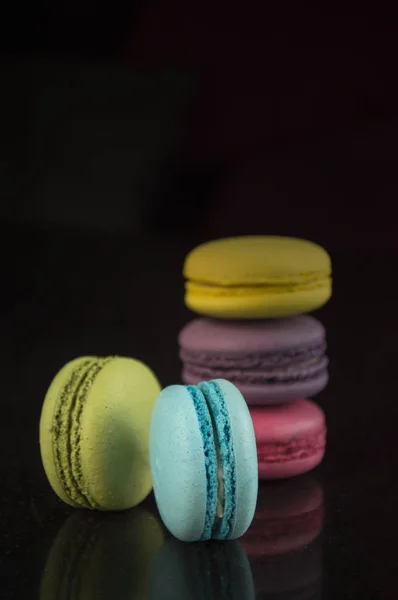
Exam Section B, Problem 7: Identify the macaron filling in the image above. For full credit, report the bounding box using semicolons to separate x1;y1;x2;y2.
257;429;326;464
186;381;237;540
52;357;113;508
186;275;331;296
180;342;326;369
199;381;237;540
185;385;218;540
183;356;328;386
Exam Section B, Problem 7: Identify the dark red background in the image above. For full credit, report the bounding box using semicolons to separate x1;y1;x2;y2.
126;2;398;247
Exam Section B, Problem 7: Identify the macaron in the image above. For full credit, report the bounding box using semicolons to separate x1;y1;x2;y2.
40;508;165;600
179;316;328;404
40;356;161;510
151;538;255;600
150;379;258;542
250;399;326;479
184;235;332;319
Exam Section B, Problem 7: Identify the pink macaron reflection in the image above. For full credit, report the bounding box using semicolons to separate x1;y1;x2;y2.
242;476;324;598
242;475;324;556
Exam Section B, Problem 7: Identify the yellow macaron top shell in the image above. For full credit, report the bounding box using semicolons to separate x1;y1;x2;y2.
184;236;332;318
184;236;331;285
40;356;161;511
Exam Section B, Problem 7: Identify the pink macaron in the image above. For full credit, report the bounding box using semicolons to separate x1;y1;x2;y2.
250;399;326;479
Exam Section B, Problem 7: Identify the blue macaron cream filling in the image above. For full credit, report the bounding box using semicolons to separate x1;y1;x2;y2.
186;380;237;540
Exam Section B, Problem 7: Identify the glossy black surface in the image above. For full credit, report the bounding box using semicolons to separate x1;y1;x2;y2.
2;227;398;599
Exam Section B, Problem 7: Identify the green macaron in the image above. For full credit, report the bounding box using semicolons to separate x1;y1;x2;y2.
40;355;161;511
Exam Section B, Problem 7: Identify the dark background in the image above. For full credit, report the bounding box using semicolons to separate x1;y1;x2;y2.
1;3;398;599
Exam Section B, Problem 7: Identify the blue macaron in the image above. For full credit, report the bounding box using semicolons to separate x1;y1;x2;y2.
149;379;258;542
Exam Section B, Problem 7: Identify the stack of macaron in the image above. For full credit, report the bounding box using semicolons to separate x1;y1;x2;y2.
179;235;332;479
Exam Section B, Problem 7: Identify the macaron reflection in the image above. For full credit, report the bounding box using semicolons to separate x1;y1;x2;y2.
41;507;255;600
150;538;255;600
41;508;164;600
241;475;324;599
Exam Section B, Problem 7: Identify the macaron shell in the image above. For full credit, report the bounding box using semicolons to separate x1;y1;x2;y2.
179;317;326;356
185;284;331;319
231;370;329;405
184;236;331;286
39;356;96;508
258;451;325;479
251;400;325;442
250;400;326;479
212;379;258;539
150;385;208;542
79;358;161;510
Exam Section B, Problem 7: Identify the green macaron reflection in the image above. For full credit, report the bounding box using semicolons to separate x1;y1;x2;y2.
149;538;255;600
40;508;164;600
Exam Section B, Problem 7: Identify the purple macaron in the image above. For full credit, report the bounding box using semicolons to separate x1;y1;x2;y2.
179;316;328;405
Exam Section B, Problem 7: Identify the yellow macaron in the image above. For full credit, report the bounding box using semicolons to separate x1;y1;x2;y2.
184;236;332;318
40;356;161;510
